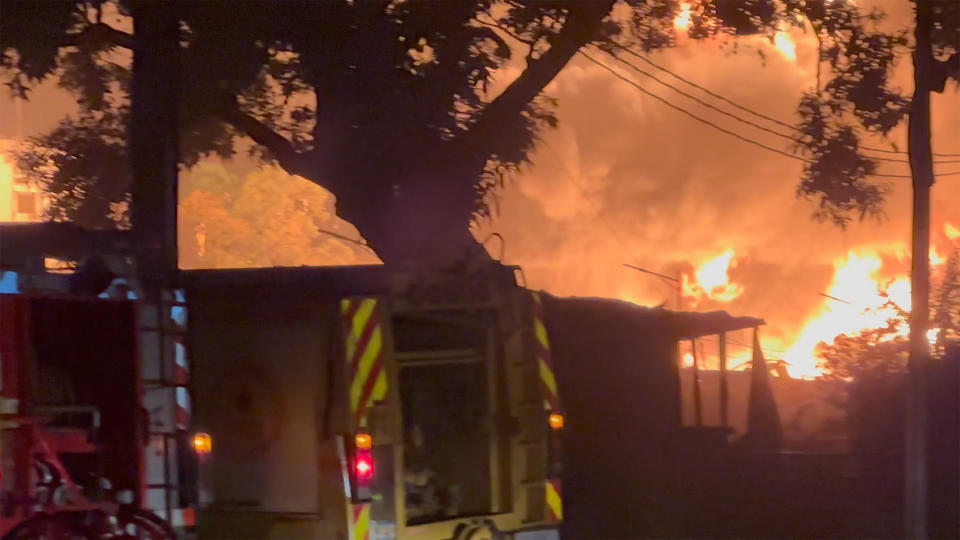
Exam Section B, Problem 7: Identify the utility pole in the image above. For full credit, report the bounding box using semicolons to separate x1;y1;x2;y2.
131;1;180;294
906;2;934;537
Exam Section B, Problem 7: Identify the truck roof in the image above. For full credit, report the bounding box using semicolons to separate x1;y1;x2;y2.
180;262;522;300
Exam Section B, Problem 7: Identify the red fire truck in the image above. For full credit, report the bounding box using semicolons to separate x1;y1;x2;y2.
0;224;192;538
0;293;181;538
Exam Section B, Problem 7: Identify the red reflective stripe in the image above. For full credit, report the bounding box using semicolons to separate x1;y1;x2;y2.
533;292;560;410
343;299;361;326
537;339;555;371
175;406;189;430
547;480;563;521
348;315;379;380
543;388;560;410
355;356;384;427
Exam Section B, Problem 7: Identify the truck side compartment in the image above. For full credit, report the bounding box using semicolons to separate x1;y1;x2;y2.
188;281;347;539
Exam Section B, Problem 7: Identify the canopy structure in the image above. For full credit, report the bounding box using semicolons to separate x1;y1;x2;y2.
551;296;769;433
673;310;766;340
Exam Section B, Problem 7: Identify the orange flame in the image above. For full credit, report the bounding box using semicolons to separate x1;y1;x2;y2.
782;253;906;378
931;245;945;266
682;250;743;305
673;2;692;32
773;33;797;61
780;243;952;379
947;222;960;241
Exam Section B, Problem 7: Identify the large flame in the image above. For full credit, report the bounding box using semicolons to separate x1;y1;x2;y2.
773;32;797;61
782;253;899;378
673;2;692;32
947;222;959;241
780;239;951;379
682;249;744;305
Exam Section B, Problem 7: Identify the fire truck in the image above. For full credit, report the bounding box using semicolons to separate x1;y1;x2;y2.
183;263;563;540
0;224;772;539
0;223;193;538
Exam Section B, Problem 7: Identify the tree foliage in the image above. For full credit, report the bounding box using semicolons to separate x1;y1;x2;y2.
2;0;955;262
178;163;378;269
790;0;959;227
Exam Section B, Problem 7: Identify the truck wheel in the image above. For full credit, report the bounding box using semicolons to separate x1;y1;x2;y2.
116;508;176;540
453;521;504;540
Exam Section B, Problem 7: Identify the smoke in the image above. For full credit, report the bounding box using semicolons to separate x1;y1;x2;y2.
477;16;960;365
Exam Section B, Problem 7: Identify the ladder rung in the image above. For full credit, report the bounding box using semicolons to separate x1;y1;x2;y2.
138;327;187;334
142;380;189;388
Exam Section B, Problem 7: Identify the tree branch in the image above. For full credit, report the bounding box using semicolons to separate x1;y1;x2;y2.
212;97;314;178
460;1;615;152
474;17;536;47
64;22;134;50
931;52;960;93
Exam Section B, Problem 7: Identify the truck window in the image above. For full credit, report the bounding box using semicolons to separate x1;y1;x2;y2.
394;313;496;526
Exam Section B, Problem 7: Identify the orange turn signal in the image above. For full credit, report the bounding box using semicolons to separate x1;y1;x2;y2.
355;432;373;450
192;432;212;455
548;413;564;431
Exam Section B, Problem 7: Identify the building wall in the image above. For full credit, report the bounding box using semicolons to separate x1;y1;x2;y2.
0;140;45;222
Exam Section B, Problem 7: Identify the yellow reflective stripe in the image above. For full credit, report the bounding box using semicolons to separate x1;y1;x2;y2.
539;357;558;397
349;325;383;421
546;482;563;520
343;298;376;366
370;368;388;402
534;318;550;351
353;504;370;540
532;291;542;305
353;299;377;336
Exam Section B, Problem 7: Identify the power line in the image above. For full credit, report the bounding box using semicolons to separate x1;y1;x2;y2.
623;263;680;284
694;333;786;355
579;51;960;179
603;49;803;145
580;51;816;164
610;44;960;159
603;49;948;166
610;47;960;166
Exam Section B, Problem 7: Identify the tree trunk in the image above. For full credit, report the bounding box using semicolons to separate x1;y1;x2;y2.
333;167;487;267
905;2;935;537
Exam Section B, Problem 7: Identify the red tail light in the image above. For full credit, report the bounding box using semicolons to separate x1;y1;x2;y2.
350;431;375;501
355;452;374;482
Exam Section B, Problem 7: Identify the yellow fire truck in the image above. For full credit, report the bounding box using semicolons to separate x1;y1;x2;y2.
183;264;563;540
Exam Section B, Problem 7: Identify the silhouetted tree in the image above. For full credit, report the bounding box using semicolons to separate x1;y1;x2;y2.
791;0;959;227
2;1;943;264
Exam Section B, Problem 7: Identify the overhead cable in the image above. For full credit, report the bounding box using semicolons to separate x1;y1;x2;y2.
609;44;960;159
579;51;960;179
